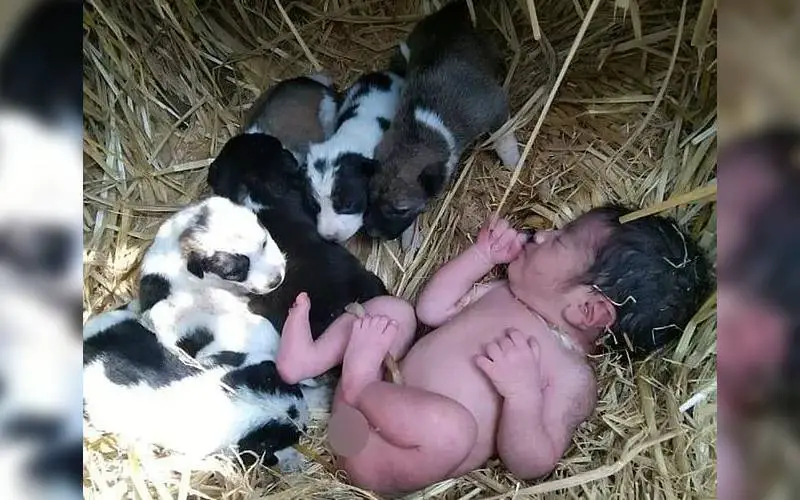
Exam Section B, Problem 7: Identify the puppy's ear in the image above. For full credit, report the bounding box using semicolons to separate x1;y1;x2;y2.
359;157;380;177
207;155;237;200
280;147;300;171
186;251;205;279
418;161;447;198
338;153;379;177
204;251;250;282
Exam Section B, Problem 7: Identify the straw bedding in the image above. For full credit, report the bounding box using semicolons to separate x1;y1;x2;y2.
82;0;718;498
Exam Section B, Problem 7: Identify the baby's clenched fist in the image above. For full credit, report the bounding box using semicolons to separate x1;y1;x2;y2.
475;217;528;265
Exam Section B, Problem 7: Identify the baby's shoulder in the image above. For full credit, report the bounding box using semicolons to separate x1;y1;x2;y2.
536;334;595;389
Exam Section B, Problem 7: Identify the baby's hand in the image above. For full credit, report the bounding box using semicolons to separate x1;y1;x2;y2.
475;217;527;265
475;329;542;400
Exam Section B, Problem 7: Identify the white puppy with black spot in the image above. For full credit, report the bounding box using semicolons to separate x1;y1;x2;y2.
137;196;286;361
84;197;329;470
304;70;405;243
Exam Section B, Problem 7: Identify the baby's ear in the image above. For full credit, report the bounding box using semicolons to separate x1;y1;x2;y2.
586;294;616;330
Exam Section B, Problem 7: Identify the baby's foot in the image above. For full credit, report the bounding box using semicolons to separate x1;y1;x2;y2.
277;293;314;384
341;315;398;406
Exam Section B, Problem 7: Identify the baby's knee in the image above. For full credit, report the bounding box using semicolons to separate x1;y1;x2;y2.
431;402;478;463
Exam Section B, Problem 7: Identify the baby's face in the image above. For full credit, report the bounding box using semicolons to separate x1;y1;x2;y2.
507;214;610;300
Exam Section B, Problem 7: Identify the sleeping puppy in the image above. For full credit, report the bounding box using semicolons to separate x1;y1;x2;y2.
85;197;324;469
136;196;286;362
207;133;388;339
242;74;338;161
83;305;308;470
364;0;521;242
304;70;405;242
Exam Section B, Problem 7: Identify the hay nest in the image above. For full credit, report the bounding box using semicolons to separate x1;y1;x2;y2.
82;0;718;498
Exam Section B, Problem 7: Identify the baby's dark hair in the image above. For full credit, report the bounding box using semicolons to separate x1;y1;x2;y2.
575;205;712;354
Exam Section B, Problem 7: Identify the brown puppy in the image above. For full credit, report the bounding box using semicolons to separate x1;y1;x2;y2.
243;74;339;161
364;1;520;244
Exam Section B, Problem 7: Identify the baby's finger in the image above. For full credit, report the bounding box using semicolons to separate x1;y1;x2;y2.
486;341;503;361
485;215;500;233
528;336;541;360
504;237;523;261
498;335;514;353
491;218;509;238
508;329;528;347
496;227;518;250
474;355;494;375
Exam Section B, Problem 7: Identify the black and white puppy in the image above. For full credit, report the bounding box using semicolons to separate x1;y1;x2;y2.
243;73;338;161
365;0;521;242
207;133;388;338
83;305;308;469
84;197;322;469
304;70;405;242
136;196;286;362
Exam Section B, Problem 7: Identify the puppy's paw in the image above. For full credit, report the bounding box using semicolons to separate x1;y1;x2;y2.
275;447;306;473
400;220;422;255
301;383;334;414
494;131;521;169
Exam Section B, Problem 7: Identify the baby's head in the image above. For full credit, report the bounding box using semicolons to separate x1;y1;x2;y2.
508;205;711;354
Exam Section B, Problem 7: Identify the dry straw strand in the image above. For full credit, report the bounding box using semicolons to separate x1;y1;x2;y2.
494;0;602;217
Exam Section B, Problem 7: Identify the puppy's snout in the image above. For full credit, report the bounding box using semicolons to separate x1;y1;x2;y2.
268;270;285;290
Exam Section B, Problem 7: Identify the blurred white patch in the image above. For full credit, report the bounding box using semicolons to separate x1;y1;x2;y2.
274;447;305;473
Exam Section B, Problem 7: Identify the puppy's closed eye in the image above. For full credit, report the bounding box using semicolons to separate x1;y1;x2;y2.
187;251;250;282
418;161;447;198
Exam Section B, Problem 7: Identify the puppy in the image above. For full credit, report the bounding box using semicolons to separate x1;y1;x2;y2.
136;196;286;361
83;306;308;469
243;74;338;161
85;198;321;469
365;0;521;241
207;133;387;339
304;70;405;242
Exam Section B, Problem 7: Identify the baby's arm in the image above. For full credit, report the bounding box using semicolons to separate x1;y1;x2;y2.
496;368;596;479
416;218;526;327
415;245;496;327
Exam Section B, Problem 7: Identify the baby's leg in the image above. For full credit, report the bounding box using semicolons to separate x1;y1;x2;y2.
330;316;477;493
276;294;416;385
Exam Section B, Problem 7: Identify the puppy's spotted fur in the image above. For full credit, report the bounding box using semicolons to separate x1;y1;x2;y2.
305;70;405;242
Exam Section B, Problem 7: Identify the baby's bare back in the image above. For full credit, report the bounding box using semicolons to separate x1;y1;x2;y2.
401;283;595;475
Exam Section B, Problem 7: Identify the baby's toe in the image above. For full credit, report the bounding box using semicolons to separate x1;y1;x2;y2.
383;319;399;337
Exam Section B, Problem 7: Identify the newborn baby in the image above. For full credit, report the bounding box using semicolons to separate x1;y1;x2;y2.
277;205;710;494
